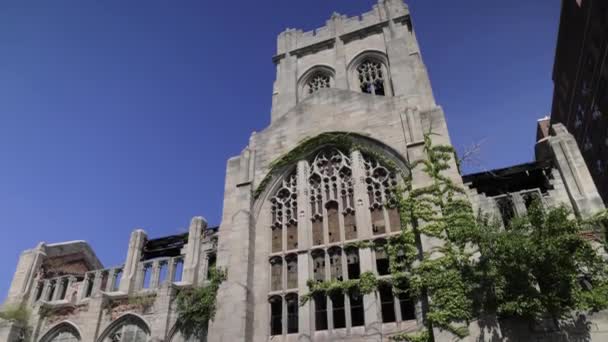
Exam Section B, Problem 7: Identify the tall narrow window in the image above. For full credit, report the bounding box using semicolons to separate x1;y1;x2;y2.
388;207;401;232
85;276;94;298
271;174;298;253
314;294;328;331
173;257;184;282
346;248;360;280
496;195;516;228
349;293;365;327
270;296;283;336
371;208;386;235
398;292;416;321
286;294;299;334
329;247;343;281
207;254;217;279
331;294;346;329
357;60;385;96
312;219;324;246
58;278;68;300
270;257;283;291
379;284;396;323
286;254;298;289
344;212;357;240
47;281;56;301
312;250;326;282
272;227;283;253
327;201;341;243
286;223;298;250
142;264;152;289
34;282;43;301
375;244;390;276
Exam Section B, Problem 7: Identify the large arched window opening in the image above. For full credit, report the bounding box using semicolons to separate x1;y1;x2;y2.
297;66;335;100
347;52;392;96
40;322;81;342
261;137;408;335
99;314;150;342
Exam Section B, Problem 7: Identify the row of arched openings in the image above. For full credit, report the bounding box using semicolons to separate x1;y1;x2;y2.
38;314;191;342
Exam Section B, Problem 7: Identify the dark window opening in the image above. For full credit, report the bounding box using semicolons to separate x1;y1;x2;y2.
376;248;390;276
59;279;68;300
286;294;299;334
270;297;283;336
496;196;516;228
331;294;346;329
207;254;217;279
349;293;365;327
312;251;326;282
329;248;343;281
523;191;541;210
315;295;328;331
398;292;416;321
85;277;94;298
379;285;396;323
346;249;360;279
34;283;43;301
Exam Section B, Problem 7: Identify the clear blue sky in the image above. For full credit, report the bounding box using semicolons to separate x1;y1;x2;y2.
0;0;559;299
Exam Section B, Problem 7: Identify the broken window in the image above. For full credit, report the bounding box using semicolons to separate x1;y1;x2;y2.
312;219;324;246
272;227;283;253
379;284;396;323
286;293;299;334
388;207;401;232
312;250;326;282
141;264;151;289
269;296;283;336
329;247;343;281
496;195;516;228
331;294;346;329
84;276;94;298
371;208;386;235
314;294;328;331
344;212;357;240
286;254;298;289
349;293;365;327
346;247;360;280
327;201;341;243
286;223;298;250
357;60;385;96
58;278;68;300
173;257;184;282
270;257;283;291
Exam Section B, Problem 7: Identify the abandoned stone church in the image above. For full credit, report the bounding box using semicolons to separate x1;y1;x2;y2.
2;1;607;341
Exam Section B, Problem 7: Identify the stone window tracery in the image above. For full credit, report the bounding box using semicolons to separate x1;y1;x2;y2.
271;173;298;253
41;324;81;342
357;60;385;96
307;74;331;94
103;318;149;342
265;145;408;335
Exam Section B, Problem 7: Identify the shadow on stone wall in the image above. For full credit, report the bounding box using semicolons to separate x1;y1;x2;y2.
475;314;592;342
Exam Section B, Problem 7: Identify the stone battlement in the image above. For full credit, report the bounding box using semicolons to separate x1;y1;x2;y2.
275;0;409;56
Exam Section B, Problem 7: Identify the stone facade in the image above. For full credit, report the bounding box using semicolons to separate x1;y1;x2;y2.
1;1;607;341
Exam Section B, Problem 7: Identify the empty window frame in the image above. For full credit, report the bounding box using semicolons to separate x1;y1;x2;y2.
349;293;365;327
379;284;396;323
331;294;346;329
270;296;283;336
345;248;361;280
315;294;328;331
286;294;299;334
286;255;298;289
328;247;344;281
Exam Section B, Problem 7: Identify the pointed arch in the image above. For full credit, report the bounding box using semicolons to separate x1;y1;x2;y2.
96;313;151;342
39;321;81;342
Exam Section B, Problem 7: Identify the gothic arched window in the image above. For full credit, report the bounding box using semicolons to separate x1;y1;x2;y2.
298;67;335;99
40;323;81;342
101;315;150;342
357;60;385;96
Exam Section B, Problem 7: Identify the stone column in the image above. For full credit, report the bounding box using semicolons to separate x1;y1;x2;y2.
359;247;381;339
149;261;161;289
6;242;47;306
536;123;605;218
105;269;116;292
92;271;103;297
351;150;373;239
119;229;147;294
182;216;207;285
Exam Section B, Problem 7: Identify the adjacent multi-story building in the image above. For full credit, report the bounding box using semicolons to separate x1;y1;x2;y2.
1;1;606;341
550;0;608;203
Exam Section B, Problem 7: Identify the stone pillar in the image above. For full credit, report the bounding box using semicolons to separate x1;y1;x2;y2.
6;242;47;306
351;150;373;239
182;216;207;285
40;280;51;302
536;123;605;218
167;258;177;284
92;271;103;297
208;151;254;342
78;273;91;300
119;229;147;294
359;247;381;339
105;269;117;292
150;261;161;289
